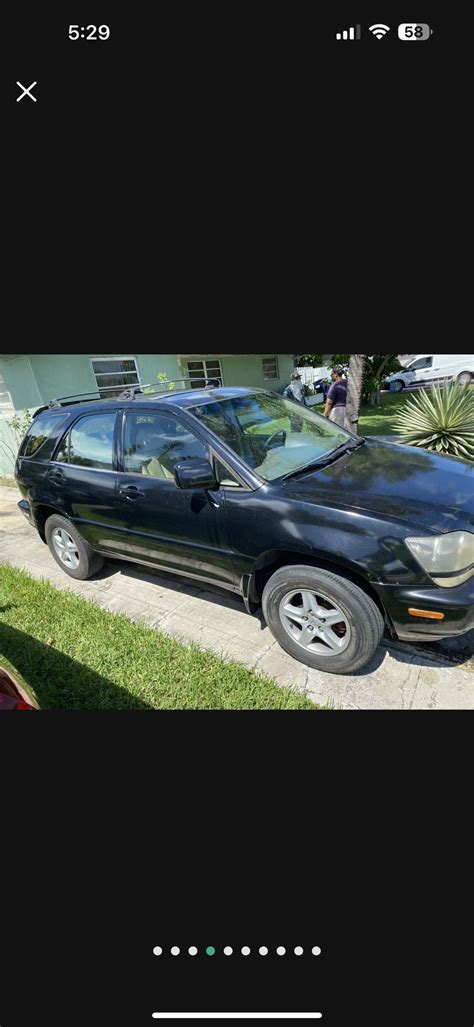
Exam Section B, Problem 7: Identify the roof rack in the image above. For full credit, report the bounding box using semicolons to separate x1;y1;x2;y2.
46;378;222;410
117;376;222;400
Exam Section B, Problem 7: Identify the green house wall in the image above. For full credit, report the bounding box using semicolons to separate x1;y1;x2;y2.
0;353;294;412
0;352;295;474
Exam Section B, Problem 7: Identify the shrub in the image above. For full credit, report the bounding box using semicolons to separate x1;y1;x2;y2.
143;372;176;394
0;410;33;473
393;384;474;461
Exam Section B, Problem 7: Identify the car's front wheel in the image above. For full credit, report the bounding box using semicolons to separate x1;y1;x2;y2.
262;566;385;674
45;515;104;580
391;378;404;393
457;371;472;386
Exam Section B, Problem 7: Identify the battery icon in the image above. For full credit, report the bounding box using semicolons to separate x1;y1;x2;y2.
398;23;432;40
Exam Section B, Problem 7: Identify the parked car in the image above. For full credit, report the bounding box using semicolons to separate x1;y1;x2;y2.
14;386;473;675
385;354;474;392
0;657;39;710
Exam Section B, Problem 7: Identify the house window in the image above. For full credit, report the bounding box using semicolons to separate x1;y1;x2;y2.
262;356;279;381
0;373;14;415
185;359;223;388
91;357;140;399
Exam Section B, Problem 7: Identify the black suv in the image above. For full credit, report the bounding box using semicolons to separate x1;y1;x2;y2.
15;385;474;675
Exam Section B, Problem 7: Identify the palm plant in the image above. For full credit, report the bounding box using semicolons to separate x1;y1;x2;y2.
393;383;474;461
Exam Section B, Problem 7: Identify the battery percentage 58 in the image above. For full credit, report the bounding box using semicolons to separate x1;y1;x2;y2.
398;24;433;40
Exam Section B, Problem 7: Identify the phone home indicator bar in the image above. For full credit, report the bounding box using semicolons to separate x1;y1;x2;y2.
152;1016;322;1021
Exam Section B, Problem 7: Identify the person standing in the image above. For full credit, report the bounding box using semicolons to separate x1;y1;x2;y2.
323;366;347;425
284;371;306;405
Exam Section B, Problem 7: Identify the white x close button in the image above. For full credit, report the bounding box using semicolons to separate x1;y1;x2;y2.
16;81;37;102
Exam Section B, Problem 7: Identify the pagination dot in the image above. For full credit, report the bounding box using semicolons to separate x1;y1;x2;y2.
312;946;322;956
171;946;180;956
206;946;216;956
241;946;251;956
294;946;304;956
276;946;286;956
259;946;268;956
223;946;233;956
188;946;198;956
153;946;162;956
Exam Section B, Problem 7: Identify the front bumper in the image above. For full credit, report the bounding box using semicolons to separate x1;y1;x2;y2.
374;578;474;642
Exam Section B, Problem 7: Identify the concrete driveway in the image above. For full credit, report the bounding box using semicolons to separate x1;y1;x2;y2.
1;486;473;709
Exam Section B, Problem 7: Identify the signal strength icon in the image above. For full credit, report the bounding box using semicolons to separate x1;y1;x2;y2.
368;23;391;39
335;25;361;41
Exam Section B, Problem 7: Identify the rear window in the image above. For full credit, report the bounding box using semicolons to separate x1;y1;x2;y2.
19;414;68;458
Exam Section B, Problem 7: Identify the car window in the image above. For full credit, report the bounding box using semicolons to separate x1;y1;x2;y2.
188;393;350;481
56;413;116;470
409;356;433;370
19;414;68;458
214;459;242;488
123;412;208;480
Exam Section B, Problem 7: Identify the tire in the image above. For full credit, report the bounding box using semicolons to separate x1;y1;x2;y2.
45;514;104;580
391;379;404;393
262;565;384;675
457;371;472;386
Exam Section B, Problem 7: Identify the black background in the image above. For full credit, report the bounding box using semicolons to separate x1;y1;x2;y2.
2;5;472;1026
2;712;472;1025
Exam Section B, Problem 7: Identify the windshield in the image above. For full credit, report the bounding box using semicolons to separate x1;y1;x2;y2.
188;392;353;481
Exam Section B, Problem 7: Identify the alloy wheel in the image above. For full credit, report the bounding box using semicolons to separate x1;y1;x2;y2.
279;588;351;656
52;528;80;569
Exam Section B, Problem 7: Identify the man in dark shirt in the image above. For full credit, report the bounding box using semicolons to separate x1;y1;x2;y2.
323;366;347;425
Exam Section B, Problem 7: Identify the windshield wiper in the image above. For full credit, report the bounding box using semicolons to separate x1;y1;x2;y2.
281;439;365;482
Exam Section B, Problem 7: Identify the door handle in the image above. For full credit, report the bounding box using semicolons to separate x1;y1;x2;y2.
49;470;66;486
119;485;145;500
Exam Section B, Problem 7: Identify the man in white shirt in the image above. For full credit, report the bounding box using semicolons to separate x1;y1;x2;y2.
284;371;306;405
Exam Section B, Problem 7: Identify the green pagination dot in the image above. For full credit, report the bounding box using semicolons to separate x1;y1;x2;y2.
206;946;216;956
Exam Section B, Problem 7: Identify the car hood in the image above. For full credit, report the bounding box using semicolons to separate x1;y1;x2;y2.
283;440;474;534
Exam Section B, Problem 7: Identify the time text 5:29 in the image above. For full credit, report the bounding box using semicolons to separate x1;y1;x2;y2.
68;25;110;41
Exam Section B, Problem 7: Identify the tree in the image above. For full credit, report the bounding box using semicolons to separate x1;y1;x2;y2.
344;355;366;433
329;353;403;407
295;354;326;368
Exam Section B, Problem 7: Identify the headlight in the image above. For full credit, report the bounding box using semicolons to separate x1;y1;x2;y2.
405;531;474;588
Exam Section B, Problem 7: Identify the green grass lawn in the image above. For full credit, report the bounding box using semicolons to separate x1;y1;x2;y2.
358;393;406;436
0;565;318;711
246;394;406;440
310;395;405;437
245;389;407;438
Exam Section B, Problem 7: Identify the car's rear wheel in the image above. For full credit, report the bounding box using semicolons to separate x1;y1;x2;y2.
262;566;385;674
45;514;104;580
457;371;472;386
391;378;404;393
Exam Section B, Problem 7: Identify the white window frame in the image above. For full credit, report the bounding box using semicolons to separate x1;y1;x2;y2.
262;356;279;381
185;358;224;388
0;373;14;415
90;356;141;398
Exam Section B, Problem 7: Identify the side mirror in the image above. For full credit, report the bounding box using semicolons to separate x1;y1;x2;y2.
174;459;217;490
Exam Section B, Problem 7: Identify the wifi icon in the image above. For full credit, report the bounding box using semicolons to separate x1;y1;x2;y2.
368;23;391;39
